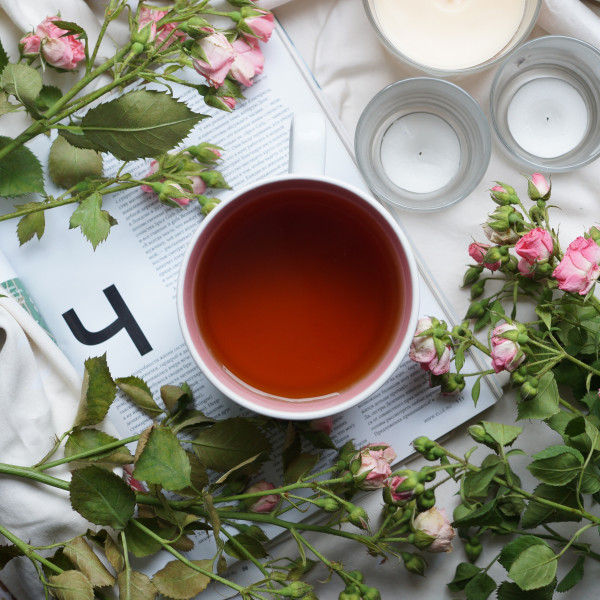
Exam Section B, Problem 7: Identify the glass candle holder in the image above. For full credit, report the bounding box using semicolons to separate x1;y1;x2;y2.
490;35;600;172
354;78;491;211
363;0;541;77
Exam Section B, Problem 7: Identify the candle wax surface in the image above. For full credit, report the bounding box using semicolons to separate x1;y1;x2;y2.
507;78;589;158
373;0;526;70
380;113;461;194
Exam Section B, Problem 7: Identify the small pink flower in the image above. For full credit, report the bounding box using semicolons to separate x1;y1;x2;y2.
386;476;413;502
193;32;236;87
515;228;553;265
491;322;525;373
468;242;501;271
245;480;279;513
413;507;455;553
230;37;264;87
517;257;534;278
138;7;185;49
189;175;206;195
36;16;85;70
309;416;333;436
409;317;451;376
529;173;551;199
243;11;274;42
353;443;396;490
19;33;41;56
553;236;600;295
140;159;159;193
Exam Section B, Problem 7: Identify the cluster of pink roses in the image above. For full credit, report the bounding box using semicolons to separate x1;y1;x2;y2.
20;16;85;70
409;317;451;376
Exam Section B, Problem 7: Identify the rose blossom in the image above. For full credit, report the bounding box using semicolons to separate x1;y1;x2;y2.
140;159;206;201
515;228;553;265
468;242;501;271
230;37;264;87
138;7;185;49
413;507;455;553
245;481;279;513
353;443;397;490
243;11;274;42
409;317;451;376
552;236;600;295
529;172;551;199
193;31;236;87
19;33;41;56
491;322;525;373
386;475;413;502
35;16;85;69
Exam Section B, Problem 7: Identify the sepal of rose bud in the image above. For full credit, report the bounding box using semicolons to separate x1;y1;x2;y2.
347;505;369;530
277;582;314;598
490;182;518;205
527;173;551;200
201;198;220;215
132;21;156;45
401;552;427;576
588;226;600;244
465;299;486;319
413;436;436;455
199;170;229;189
187;142;223;164
312;497;340;512
462;266;483;287
440;373;465;396
520;378;538;399
179;17;213;39
467;424;496;448
465;537;483;562
384;476;413;504
510;365;528;385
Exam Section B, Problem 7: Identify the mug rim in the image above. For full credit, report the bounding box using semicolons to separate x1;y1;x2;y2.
176;173;420;420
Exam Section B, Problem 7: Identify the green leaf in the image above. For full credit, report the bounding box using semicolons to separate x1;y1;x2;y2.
152;559;212;600
65;428;132;466
465;572;496;600
74;354;117;427
452;500;503;528
507;543;557;590
0;91;18;117
116;376;164;418
496;580;556;600
481;421;522;447
471;375;481;405
80;90;205;161
48;570;94;600
527;445;584;486
193;417;270;473
69;192;117;249
517;372;559;420
556;554;585;592
70;465;135;530
59;128;105;151
123;518;175;558
520;484;581;529
224;532;269;561
117;570;157;600
447;562;482;592
0;136;44;196
0;39;8;73
1;63;42;109
133;426;191;491
284;452;319;484
16;205;45;244
498;535;547;571
0;544;23;568
49;136;103;190
535;306;552;331
63;536;115;588
462;463;500;499
36;85;62;112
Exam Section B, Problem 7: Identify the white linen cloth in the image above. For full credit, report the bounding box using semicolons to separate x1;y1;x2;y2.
1;1;600;599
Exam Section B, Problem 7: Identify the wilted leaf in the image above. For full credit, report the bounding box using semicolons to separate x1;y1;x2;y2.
81;90;205;161
70;465;135;529
103;532;124;573
0;39;7;73
123;518;174;558
74;354;117;427
0;136;44;197
63;536;115;588
49;136;103;190
65;428;132;466
224;532;268;561
284;452;319;484
133;426;191;491
48;570;94;600
0;91;17;116
116;376;164;417
69;192;117;249
117;569;157;600
0;544;23;568
152;559;212;600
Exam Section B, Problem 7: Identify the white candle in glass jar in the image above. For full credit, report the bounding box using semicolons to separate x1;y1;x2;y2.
380;113;461;194
507;77;589;158
372;0;526;71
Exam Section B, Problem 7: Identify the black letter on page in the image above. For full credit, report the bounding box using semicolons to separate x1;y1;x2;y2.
62;284;152;356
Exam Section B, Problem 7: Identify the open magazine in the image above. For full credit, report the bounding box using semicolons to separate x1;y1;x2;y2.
0;20;500;595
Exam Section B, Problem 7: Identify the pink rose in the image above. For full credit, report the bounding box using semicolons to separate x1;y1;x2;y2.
386;476;413;503
528;173;551;199
409;317;451;376
193;32;236;87
230;37;264;87
413;507;455;553
36;16;85;69
308;416;333;436
245;480;279;513
517;257;534;278
162;183;192;207
243;11;274;42
19;33;41;56
553;236;600;295
468;242;501;271
353;443;396;490
515;228;553;265
491;322;525;373
138;7;185;49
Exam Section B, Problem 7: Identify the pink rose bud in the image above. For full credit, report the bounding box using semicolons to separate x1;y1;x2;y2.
309;416;333;436
552;236;600;295
140;159;160;193
36;16;85;70
353;443;396;490
468;242;501;271
490;322;525;373
243;11;275;42
413;507;455;553
230;37;264;87
528;173;551;200
245;480;279;513
193;32;236;87
387;475;413;502
19;33;41;56
515;227;553;265
409;317;452;376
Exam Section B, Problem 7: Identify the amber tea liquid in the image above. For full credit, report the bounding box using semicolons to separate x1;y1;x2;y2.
193;186;404;400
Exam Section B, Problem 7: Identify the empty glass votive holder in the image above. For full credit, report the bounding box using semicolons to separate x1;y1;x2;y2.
490;35;600;172
354;78;491;211
362;0;541;77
